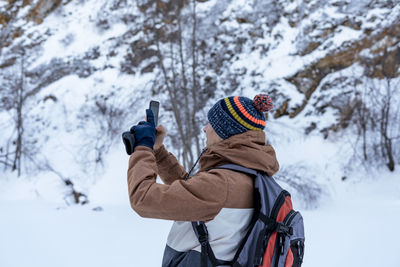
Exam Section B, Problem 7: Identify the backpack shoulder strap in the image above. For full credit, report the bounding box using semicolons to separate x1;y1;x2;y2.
192;221;219;267
213;164;259;177
192;164;261;267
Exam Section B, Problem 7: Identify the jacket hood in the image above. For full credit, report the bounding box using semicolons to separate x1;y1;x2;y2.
199;130;279;176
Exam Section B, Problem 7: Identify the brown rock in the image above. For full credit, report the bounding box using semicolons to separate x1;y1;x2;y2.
280;22;400;119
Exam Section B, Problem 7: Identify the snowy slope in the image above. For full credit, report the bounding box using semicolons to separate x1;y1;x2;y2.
1;0;398;182
1;116;400;266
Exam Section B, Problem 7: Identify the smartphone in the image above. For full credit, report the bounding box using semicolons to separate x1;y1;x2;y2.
149;100;159;126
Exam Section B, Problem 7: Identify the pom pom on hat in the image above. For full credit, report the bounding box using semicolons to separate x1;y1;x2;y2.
253;94;273;113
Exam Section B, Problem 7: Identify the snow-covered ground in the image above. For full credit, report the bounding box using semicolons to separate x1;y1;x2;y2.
303;170;400;267
1;136;399;267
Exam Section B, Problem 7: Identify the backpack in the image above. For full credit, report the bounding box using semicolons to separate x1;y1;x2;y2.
191;164;305;267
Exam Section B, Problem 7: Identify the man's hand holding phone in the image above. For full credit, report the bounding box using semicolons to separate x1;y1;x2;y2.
122;100;161;155
130;109;157;150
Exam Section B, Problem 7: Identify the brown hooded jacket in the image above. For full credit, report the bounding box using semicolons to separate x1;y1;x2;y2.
127;130;279;222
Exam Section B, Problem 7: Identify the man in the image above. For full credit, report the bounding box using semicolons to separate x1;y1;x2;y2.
127;94;279;266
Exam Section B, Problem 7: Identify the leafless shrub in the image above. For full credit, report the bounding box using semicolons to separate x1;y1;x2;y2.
274;165;324;210
18;153;89;205
43;161;88;206
77;92;127;169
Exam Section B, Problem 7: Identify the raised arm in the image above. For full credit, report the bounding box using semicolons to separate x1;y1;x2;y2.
127;146;228;221
154;145;188;184
153;125;188;184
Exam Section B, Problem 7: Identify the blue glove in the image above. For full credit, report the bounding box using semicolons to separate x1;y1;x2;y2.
130;109;156;150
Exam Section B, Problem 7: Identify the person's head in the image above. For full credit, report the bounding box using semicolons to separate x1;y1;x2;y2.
204;94;273;147
203;123;222;147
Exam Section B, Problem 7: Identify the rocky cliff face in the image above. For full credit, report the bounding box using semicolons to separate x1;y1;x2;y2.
1;0;399;112
0;0;399;178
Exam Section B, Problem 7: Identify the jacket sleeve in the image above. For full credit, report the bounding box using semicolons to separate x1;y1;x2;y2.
128;146;228;221
154;145;188;184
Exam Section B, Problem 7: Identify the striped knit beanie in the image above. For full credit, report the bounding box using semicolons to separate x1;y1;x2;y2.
207;94;273;140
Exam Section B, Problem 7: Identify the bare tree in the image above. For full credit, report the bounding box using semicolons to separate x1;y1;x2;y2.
12;50;25;176
0;49;29;176
366;78;398;171
353;91;369;161
352;47;400;171
135;0;211;168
